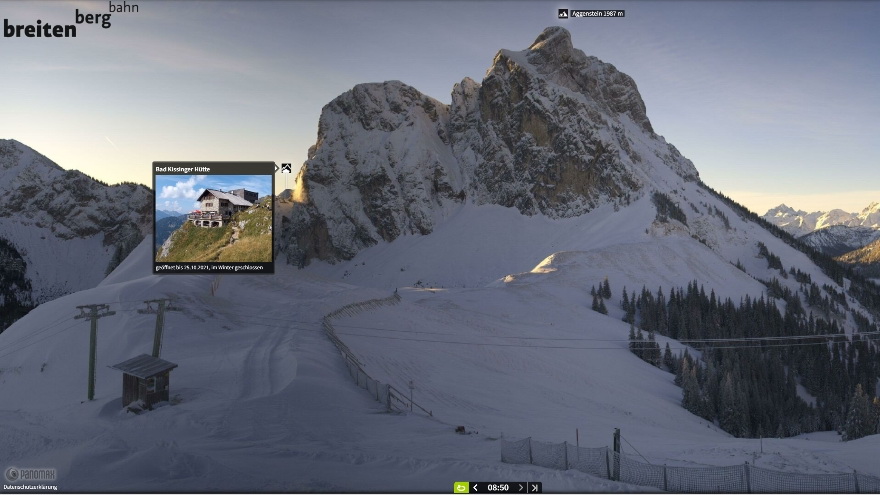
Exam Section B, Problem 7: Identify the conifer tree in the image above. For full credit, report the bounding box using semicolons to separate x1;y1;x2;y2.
843;384;872;441
597;297;608;315
681;357;702;416
628;324;637;355
674;350;687;387
872;397;880;434
647;330;661;367
602;278;612;299
719;372;748;437
663;343;675;372
635;328;645;359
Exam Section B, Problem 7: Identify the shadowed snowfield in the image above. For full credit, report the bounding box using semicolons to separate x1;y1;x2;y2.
2;204;878;492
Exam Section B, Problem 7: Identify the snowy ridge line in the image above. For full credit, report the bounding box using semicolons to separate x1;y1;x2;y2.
501;437;880;493
322;292;434;416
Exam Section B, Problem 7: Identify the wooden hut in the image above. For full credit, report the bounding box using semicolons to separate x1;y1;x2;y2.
109;354;178;409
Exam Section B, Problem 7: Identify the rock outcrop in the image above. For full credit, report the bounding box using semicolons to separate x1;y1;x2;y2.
281;27;700;266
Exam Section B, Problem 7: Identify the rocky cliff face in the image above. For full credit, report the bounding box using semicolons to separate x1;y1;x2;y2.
0;140;152;244
284;81;463;265
0;139;152;331
281;27;700;266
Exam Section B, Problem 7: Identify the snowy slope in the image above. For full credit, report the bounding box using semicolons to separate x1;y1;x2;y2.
2;234;878;493
335;273;880;475
3;164;879;491
0;240;650;492
0;139;151;321
301;140;846;309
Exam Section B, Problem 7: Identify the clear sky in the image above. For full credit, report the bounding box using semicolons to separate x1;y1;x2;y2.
2;0;878;215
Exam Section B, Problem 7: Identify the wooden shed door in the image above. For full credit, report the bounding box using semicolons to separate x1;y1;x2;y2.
122;373;139;406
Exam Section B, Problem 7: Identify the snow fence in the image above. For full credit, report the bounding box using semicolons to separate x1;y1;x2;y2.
500;437;610;479
323;292;433;416
501;437;880;493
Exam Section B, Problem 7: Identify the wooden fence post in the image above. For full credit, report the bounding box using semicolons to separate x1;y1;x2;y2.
743;461;751;493
663;465;668;492
613;428;621;481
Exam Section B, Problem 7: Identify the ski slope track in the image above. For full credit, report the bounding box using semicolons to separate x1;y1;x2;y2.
0;241;649;492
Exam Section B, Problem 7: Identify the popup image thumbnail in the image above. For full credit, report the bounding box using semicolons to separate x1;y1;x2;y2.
155;174;272;263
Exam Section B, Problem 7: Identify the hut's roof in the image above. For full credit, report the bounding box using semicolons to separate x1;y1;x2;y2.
198;189;253;207
109;354;178;379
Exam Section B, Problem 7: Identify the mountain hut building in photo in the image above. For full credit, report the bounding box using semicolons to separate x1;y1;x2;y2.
188;188;258;227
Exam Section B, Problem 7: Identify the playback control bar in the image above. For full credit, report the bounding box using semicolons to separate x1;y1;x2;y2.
454;482;542;493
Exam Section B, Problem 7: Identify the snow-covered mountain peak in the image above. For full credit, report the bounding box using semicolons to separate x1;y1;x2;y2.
763;201;880;237
0;139;152;330
330;80;445;133
281;27;702;266
860;201;880;228
521;26;584;70
766;204;804;218
493;27;653;135
527;25;572;52
0;139;63;173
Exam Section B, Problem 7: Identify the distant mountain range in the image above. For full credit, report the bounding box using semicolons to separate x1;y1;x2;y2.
156;209;185;220
762;202;880;277
763;202;880;237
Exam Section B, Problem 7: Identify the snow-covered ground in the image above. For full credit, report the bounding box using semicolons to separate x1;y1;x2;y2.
2;231;879;493
333;267;880;476
0;219;112;303
1;240;651;492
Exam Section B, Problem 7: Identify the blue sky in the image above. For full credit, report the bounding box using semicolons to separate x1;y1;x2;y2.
155;175;272;213
2;0;878;214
